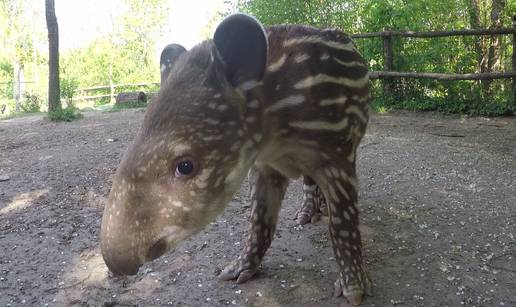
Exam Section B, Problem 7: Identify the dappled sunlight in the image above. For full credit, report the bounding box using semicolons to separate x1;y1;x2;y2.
52;247;109;304
0;189;49;215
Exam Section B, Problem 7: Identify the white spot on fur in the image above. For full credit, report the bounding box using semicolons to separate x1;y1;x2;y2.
294;53;310;63
267;54;287;72
336;181;350;200
352;94;370;103
265;95;305;113
333;57;366;68
248;100;260;108
203;118;220;125
284;36;356;52
253;134;262;143
217;104;228;112
172;143;191;156
238;80;260;91
289;117;349;131
345;105;368;123
294;74;369;90
320;96;348;106
214;176;224;188
202;135;224;142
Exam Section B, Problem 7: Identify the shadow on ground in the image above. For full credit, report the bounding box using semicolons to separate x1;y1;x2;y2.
0;110;514;306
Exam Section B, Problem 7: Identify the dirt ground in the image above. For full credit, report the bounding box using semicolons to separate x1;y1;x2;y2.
0;109;514;307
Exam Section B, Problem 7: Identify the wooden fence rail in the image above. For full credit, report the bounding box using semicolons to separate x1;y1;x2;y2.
75;82;159;101
79;82;159;92
350;15;516;104
351;27;516;38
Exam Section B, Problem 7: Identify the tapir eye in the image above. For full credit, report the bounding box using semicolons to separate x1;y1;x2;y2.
174;160;195;177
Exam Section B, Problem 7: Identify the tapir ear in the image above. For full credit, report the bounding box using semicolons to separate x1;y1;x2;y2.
160;44;187;86
213;13;268;87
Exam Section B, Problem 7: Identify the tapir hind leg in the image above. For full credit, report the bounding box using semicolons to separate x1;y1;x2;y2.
314;162;372;305
295;176;328;224
219;165;288;283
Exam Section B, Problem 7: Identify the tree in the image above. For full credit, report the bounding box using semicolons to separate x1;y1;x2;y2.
0;0;41;112
45;0;60;113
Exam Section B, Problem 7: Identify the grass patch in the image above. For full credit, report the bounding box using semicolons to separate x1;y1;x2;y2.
0;111;45;121
48;106;83;122
106;100;148;112
370;96;514;117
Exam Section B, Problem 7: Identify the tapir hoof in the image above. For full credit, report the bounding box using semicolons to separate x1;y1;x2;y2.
219;258;259;283
333;271;372;305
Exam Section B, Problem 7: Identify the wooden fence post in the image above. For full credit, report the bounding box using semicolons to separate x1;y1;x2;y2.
383;28;394;97
512;16;516;107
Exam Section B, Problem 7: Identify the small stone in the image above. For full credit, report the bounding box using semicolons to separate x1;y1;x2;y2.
231;300;237;305
0;175;10;182
256;291;262;297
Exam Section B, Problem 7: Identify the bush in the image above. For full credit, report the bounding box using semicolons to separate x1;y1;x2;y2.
369;79;514;117
48;105;83;122
108;98;148;112
20;93;41;113
60;77;79;107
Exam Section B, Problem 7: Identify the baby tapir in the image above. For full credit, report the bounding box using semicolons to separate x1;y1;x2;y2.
100;13;371;305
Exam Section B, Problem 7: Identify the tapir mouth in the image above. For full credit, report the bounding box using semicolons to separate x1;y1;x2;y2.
146;237;169;261
103;253;142;276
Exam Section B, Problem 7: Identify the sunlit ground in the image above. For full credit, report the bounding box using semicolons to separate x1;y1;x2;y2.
0;189;49;215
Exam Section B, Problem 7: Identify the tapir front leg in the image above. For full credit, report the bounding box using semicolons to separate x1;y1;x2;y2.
295;176;328;224
315;163;371;305
219;165;288;283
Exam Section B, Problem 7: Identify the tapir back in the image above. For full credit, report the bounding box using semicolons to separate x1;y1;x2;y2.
247;25;370;176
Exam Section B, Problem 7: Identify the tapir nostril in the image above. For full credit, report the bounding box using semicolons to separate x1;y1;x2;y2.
147;238;168;261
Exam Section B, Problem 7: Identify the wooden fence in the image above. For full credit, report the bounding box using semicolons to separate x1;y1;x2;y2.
74;82;159;101
350;15;516;103
76;17;516;105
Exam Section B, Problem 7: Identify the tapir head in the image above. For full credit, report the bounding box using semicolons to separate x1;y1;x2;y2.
100;14;268;275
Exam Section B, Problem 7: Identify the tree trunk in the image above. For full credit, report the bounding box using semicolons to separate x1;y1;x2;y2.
467;0;488;73
487;0;505;72
45;0;61;113
483;0;506;94
109;53;115;104
13;61;21;112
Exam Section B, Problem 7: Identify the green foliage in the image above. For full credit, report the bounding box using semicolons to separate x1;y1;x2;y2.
60;76;79;106
240;0;515;116
94;96;112;106
60;0;168;90
20;92;41;113
370;80;514;116
107;100;148;112
48;105;82;122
